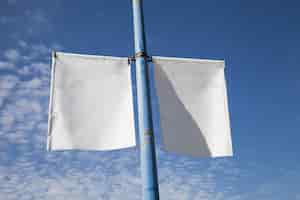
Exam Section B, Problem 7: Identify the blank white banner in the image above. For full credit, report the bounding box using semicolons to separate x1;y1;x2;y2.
47;52;136;151
153;56;233;157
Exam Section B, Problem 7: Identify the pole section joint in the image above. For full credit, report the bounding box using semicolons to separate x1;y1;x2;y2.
128;52;152;65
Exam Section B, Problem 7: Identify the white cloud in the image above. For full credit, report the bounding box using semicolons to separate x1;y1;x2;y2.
0;43;52;145
0;75;19;89
0;150;241;200
1;10;50;36
17;65;31;75
30;62;50;75
8;0;17;5
32;44;50;55
24;9;50;35
15;99;42;114
22;78;43;89
0;75;19;107
0;61;15;69
17;61;49;75
0;112;14;128
30;10;48;24
4;49;20;62
18;40;28;48
5;131;29;144
0;16;12;24
21;43;53;61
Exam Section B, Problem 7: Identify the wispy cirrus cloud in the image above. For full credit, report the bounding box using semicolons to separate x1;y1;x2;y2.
22;44;51;61
3;49;21;62
7;0;17;5
0;41;56;140
24;9;51;36
0;75;19;107
25;9;48;24
18;40;28;48
0;61;15;69
1;8;51;37
0;16;15;24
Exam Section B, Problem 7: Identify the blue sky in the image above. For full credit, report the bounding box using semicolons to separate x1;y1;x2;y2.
0;0;300;199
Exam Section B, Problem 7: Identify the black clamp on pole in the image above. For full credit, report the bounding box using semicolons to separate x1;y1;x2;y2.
52;50;57;58
128;52;152;65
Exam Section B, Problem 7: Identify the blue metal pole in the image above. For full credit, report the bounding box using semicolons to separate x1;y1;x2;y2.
132;0;160;200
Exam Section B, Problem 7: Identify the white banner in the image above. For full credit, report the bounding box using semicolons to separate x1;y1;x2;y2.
153;56;233;157
47;52;136;151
